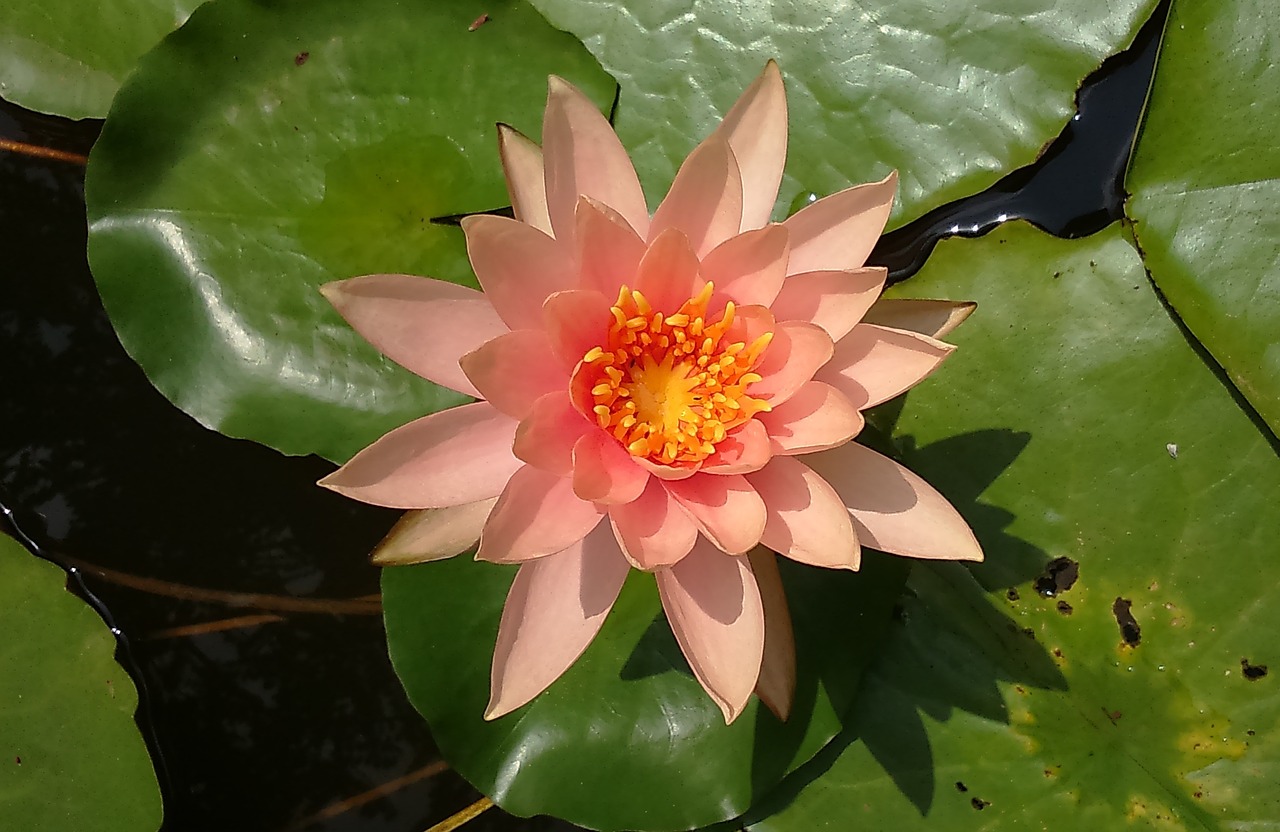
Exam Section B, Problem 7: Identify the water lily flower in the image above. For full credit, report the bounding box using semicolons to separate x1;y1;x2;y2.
319;62;982;724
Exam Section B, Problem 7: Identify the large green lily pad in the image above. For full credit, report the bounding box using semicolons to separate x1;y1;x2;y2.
86;0;615;463
0;533;162;830
529;0;1160;225
0;0;200;119
1127;0;1280;435
749;224;1280;829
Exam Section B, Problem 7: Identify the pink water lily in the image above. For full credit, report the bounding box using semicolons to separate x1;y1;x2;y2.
319;62;982;724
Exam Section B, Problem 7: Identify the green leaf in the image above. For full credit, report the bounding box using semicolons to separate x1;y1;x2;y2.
528;0;1159;225
0;0;200;119
0;534;162;830
748;224;1280;829
85;0;615;463
1126;0;1280;434
383;551;907;832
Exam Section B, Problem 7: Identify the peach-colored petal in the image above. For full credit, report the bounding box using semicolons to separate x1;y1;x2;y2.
805;442;983;562
574;196;647;296
816;323;954;410
633;455;702;481
758;381;863;455
701;419;773;475
666;474;766;555
746;457;859;570
649;136;743;258
513;393;592;476
769;267;887;341
747;547;795;721
497;123;552;235
318;402;519;509
461;215;573;330
459;330;564;420
861;298;977;340
715;60;787;232
609;477;698;570
724;303;776;347
572;431;649;505
700;224;790;308
370;499;497;566
543;76;649;247
783;172;897;275
752;321;835;405
485;524;630;719
656;539;764;724
634;228;702;314
543;289;611;369
476;465;605;564
321;275;506;398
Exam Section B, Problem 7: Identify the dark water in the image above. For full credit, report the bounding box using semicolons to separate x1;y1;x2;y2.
0;6;1164;831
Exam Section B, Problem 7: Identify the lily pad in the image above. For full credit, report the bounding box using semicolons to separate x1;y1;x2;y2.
86;0;615;463
383;550;907;831
0;533;162;830
748;224;1280;828
529;0;1160;225
1126;0;1280;435
0;0;200;119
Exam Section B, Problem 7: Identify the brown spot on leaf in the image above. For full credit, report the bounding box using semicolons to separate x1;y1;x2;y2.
1057;600;1074;616
1035;557;1079;597
469;13;490;30
1241;658;1268;681
1113;597;1141;646
954;781;968;793
971;797;991;810
294;51;309;66
1006;587;1019;601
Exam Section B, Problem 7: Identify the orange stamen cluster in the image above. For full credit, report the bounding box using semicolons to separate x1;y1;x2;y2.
581;282;773;465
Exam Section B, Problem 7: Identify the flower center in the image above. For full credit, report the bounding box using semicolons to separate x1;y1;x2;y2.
581;282;773;465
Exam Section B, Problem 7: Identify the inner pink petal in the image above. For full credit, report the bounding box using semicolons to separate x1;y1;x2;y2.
571;431;650;505
608;477;698;570
575;196;647;297
543;289;611;370
513;393;592;476
462;215;573;330
758;381;863;455
459;330;565;420
634;228;703;314
665;473;766;555
769;267;887;341
649;137;744;258
745;457;859;570
701;419;773;475
477;465;605;564
700;225;790;308
751;321;835;405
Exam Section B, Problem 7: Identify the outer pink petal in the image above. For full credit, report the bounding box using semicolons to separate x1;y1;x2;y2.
575;196;647;296
476;465;605;564
656;539;765;723
634;228;702;313
746;457;859;570
485;524;630;719
459;330;564;420
816;323;954;410
543;76;649;247
752;321;835;405
461;215;573;330
318;402;519;509
649;136;743;258
609;477;698;570
747;547;796;721
715;60;788;232
783;172;897;275
321;275;506;398
861;298;977;340
805;442;983;562
666;474;766;555
369;499;497;566
701;419;773;475
513;393;592;476
758;381;864;455
769;267;888;341
543;289;611;369
572;431;649;505
700;225;790;308
497;123;552;235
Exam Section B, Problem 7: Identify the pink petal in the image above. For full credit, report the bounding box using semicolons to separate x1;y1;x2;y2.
656;539;764;723
649;136;743;258
724;303;776;347
543;76;649;248
369;499;497;566
701;419;773;475
486;524;630;719
715;60;788;232
747;548;795;721
634;228;702;314
497;123;552;236
476;465;605;564
758;381;863;455
769;267;888;341
665;474;766;555
459;330;565;420
746;457;859;570
816;323;954;410
609;477;699;570
805;442;983;562
543;289;612;369
572;431;649;505
700;225;791;308
783;172;897;275
461;215;573;330
575;196;647;296
321;275;506;398
861;298;977;340
633;456;702;481
513;393;592;476
752;321;835;405
318;402;519;509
